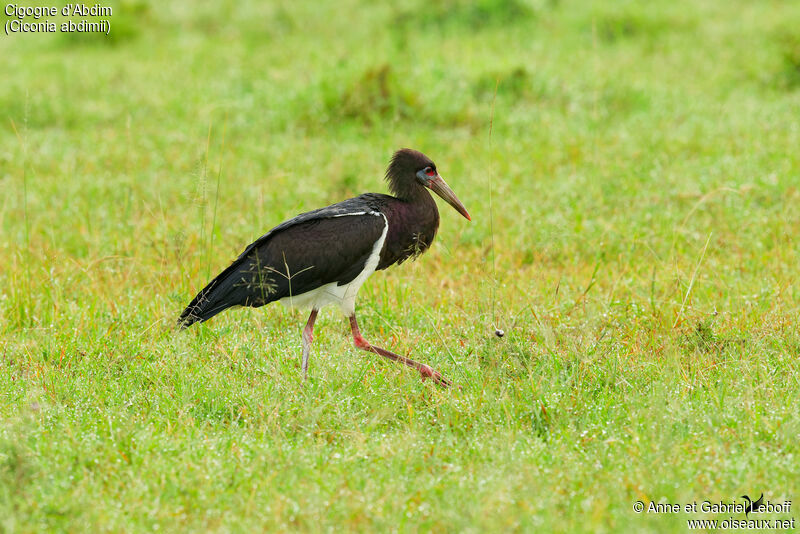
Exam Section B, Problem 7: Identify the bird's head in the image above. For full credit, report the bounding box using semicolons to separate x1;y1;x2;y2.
386;148;471;221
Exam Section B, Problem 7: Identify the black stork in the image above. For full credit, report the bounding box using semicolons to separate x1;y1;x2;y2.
178;148;470;388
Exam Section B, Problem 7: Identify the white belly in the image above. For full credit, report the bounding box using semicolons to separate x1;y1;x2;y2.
278;212;388;316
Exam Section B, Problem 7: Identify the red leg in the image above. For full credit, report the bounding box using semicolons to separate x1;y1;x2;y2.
301;309;318;380
349;315;452;388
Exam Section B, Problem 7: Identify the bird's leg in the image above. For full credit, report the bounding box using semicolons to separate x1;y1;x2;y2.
348;315;451;388
301;309;318;380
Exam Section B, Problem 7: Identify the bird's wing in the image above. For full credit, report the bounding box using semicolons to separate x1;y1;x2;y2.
179;203;387;326
236;194;390;261
753;493;764;510
250;211;387;294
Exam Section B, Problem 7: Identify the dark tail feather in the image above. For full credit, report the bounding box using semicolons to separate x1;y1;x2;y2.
178;279;229;328
178;260;262;328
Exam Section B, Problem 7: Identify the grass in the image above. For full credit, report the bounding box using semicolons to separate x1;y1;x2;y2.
2;0;800;531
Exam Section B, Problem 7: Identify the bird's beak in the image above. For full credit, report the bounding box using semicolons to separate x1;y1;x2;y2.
428;175;471;221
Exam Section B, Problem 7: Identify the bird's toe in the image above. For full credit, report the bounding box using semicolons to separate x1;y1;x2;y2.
419;365;452;388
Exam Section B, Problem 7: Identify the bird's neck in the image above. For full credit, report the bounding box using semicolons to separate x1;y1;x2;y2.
399;186;438;217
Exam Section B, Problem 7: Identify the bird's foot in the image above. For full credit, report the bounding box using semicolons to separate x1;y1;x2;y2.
366;344;452;389
349;315;453;388
418;364;452;388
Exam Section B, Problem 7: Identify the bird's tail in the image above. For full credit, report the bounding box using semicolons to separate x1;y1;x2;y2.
177;278;228;328
178;260;265;328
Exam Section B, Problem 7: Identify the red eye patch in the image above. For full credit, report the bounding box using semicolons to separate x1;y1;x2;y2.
425;168;436;177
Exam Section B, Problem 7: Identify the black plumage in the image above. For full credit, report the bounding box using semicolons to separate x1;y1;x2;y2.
178;197;387;326
178;148;470;387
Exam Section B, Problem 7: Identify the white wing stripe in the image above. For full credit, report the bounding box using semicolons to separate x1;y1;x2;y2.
330;211;382;218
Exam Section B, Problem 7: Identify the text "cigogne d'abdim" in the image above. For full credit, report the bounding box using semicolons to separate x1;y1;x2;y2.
5;4;112;20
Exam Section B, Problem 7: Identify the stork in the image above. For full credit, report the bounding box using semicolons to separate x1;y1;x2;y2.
178;148;471;387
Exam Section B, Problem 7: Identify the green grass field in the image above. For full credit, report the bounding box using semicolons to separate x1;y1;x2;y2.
2;0;800;531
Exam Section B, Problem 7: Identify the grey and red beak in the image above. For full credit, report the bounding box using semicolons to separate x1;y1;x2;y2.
428;175;471;221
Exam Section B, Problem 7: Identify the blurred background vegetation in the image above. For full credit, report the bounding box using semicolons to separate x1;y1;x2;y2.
1;0;799;531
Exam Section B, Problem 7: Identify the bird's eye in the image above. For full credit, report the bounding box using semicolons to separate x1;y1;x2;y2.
425;167;436;177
